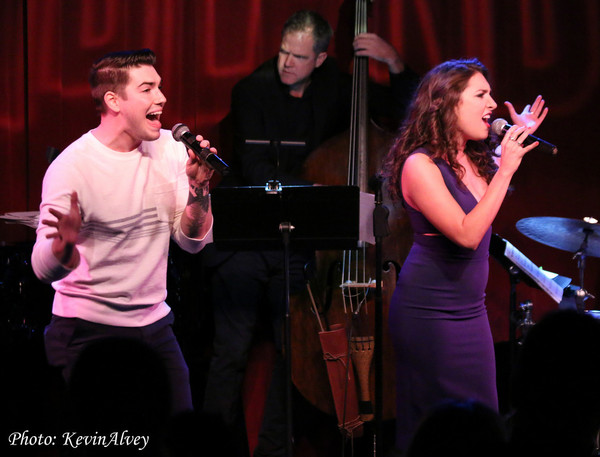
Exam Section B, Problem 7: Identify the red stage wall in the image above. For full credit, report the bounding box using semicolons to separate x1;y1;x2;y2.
1;0;599;341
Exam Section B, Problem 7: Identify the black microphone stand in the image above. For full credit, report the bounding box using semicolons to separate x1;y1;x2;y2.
370;175;390;457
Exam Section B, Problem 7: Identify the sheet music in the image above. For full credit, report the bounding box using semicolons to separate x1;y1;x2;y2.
503;240;564;303
359;192;375;245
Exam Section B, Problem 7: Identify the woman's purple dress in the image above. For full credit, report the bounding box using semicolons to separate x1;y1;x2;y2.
388;149;498;450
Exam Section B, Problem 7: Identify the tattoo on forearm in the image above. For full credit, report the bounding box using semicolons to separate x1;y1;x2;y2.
185;183;211;237
189;182;207;198
188;183;210;209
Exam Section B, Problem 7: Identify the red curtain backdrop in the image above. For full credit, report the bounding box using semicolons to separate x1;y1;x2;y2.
2;0;600;341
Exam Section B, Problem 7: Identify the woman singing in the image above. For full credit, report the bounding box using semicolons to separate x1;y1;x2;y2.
381;58;548;452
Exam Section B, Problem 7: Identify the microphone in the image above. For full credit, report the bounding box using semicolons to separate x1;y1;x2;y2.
171;123;230;175
491;118;558;155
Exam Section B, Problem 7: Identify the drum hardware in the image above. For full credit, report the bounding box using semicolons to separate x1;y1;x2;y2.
0;211;40;229
559;284;596;313
0;243;53;343
490;234;572;371
516;216;599;311
516;300;535;345
574;287;596;313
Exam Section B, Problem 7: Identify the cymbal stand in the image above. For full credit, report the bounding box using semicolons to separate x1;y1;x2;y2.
573;228;596;312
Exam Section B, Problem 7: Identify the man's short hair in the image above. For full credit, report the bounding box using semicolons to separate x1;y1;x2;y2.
282;10;333;54
89;48;156;114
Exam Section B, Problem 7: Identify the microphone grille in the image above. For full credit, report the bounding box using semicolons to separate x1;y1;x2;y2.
491;118;508;136
171;123;190;141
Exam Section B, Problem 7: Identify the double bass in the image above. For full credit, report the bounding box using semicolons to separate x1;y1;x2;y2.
290;0;413;440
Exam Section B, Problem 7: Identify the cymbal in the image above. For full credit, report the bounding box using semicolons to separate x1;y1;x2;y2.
0;211;39;229
516;217;600;258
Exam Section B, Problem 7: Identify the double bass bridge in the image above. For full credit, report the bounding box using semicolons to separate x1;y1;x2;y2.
340;279;376;315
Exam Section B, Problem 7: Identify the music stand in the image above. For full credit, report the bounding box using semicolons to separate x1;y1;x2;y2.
211;184;360;457
211;185;360;251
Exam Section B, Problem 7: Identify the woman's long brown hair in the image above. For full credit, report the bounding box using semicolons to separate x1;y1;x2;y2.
382;58;499;201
